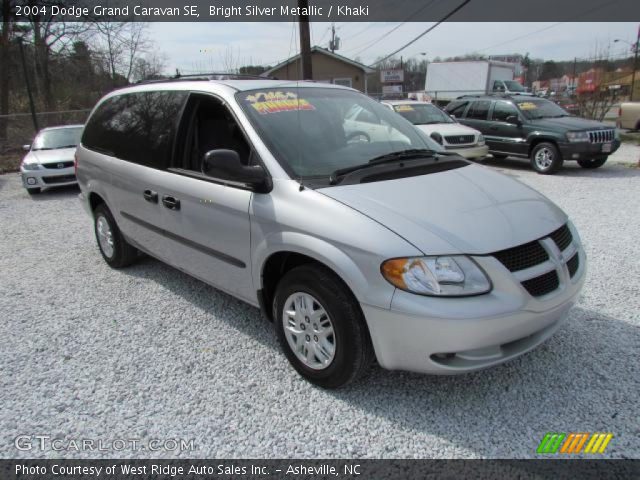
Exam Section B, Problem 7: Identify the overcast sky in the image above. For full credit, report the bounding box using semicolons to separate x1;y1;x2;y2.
149;22;639;73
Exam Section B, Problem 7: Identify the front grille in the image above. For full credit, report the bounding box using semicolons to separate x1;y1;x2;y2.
548;224;573;251
521;270;559;297
493;241;549;272
587;129;614;144
42;174;76;184
444;134;475;145
566;253;579;278
43;161;74;169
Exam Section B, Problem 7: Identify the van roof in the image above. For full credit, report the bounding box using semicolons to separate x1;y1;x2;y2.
127;78;353;92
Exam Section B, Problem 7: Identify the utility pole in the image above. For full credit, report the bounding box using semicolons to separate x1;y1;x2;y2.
329;23;336;52
631;26;639;101
297;0;312;80
572;57;577;94
17;37;38;133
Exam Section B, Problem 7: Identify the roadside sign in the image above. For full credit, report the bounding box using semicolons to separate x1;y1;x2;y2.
380;69;404;83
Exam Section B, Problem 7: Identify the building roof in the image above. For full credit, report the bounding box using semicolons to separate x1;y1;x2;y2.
263;46;375;76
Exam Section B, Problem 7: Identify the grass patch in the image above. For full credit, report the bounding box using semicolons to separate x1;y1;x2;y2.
0;152;22;174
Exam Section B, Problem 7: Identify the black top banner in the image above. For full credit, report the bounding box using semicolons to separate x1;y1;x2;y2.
2;459;640;480
4;0;640;22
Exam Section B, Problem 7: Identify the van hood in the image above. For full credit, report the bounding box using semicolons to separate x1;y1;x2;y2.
528;116;610;131
318;163;567;255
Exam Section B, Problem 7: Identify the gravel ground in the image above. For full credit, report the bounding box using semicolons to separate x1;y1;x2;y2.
1;152;639;460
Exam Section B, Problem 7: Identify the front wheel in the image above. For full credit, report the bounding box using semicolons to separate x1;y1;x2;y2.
530;142;563;174
273;264;374;388
94;204;138;268
578;157;607;169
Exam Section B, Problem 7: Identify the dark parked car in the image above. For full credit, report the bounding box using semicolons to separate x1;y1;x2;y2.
445;94;620;174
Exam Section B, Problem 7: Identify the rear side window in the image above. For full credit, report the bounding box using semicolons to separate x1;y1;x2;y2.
466;101;491;120
446;100;469;118
82;91;187;169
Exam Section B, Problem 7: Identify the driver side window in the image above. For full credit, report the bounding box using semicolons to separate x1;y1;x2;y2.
173;94;254;173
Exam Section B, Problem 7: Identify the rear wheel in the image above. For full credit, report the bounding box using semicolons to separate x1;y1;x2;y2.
26;187;41;195
273;264;373;388
94;204;138;268
530;142;563;174
578;157;607;169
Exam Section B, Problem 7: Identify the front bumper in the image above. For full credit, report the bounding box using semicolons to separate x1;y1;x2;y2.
445;144;489;159
362;240;586;374
558;139;621;160
20;166;77;189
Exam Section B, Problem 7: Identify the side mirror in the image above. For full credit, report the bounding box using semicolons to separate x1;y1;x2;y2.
202;149;271;193
506;115;521;126
22;144;31;151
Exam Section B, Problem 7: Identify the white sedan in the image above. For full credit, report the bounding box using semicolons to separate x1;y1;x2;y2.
382;100;488;160
20;125;83;194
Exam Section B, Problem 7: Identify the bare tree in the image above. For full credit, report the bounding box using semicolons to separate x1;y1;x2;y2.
90;22;150;85
131;51;167;82
1;0;11;143
25;4;90;110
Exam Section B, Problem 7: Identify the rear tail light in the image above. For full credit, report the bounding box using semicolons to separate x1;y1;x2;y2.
618;107;622;117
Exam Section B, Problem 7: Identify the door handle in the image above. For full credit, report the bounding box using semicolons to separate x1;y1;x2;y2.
162;195;180;210
143;189;158;203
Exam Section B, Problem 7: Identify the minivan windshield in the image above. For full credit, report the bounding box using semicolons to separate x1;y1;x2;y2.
514;98;569;119
237;88;443;178
391;103;454;125
32;126;83;150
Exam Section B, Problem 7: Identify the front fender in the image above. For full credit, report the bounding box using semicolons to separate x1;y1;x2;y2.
252;231;395;309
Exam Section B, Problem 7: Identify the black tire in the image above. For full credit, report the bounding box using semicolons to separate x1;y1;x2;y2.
93;204;138;268
578;157;607;169
530;142;563;174
273;264;374;389
491;153;508;159
26;187;41;195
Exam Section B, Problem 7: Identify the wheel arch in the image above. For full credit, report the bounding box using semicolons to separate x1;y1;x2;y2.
255;234;370;322
527;135;561;156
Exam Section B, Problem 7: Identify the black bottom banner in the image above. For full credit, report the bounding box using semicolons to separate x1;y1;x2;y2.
2;459;639;480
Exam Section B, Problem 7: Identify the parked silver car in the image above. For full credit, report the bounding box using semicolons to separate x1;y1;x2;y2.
20;124;83;194
77;79;586;388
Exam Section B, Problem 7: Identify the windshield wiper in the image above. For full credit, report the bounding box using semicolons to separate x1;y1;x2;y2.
33;147;53;151
329;149;440;184
55;144;78;149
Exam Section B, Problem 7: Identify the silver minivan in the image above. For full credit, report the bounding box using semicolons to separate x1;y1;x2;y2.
77;78;586;388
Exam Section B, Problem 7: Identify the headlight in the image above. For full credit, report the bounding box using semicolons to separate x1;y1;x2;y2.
22;163;41;170
566;131;590;143
381;256;491;297
477;134;485;146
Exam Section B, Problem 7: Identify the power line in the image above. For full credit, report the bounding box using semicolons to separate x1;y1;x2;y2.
345;0;440;56
370;0;472;67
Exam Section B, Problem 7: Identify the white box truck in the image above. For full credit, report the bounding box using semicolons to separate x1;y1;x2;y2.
425;61;526;102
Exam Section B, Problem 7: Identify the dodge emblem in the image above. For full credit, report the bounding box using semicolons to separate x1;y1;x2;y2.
57;163;64;169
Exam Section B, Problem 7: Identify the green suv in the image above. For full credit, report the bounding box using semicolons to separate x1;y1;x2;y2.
445;94;620;174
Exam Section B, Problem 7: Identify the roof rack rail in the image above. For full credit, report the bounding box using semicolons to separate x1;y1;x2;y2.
136;72;276;84
455;92;534;99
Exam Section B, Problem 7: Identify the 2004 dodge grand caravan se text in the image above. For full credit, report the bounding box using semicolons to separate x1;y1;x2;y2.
77;78;586;388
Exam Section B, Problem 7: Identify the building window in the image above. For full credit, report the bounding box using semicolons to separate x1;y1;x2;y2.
333;77;353;88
